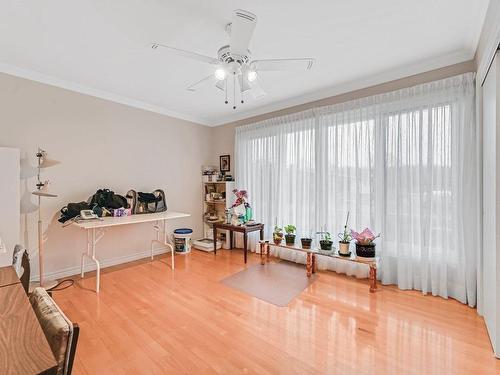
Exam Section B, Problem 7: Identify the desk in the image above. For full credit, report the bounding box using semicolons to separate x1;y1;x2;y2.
0;266;21;288
0;282;58;375
213;223;264;263
73;211;190;293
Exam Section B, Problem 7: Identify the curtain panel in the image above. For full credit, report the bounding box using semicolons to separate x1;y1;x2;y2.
235;72;478;306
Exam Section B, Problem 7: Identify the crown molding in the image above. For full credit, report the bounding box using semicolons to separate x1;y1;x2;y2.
0;49;475;128
476;2;500;85
0;62;213;126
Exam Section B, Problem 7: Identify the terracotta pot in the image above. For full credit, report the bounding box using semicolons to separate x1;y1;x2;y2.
273;237;282;246
339;241;350;255
301;238;312;249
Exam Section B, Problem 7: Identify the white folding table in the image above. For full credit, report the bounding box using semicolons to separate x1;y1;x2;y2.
73;211;190;292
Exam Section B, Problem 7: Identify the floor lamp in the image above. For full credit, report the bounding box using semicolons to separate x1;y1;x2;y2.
32;148;59;289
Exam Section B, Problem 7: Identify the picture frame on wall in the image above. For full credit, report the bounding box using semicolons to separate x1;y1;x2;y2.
220;155;230;173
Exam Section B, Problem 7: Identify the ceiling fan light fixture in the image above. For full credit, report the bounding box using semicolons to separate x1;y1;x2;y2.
247;70;258;82
214;67;227;81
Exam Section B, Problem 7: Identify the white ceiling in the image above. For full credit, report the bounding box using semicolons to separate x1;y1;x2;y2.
0;0;489;126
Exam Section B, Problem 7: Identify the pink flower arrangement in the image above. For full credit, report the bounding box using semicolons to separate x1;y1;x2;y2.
231;189;249;208
350;228;380;245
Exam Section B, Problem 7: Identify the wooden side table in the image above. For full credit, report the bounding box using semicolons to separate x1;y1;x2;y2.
213;223;264;263
260;241;379;293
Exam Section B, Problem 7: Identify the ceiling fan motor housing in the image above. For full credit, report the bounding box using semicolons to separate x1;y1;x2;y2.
217;45;250;65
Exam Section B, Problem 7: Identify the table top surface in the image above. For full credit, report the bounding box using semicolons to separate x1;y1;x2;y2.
73;211;190;229
0;283;58;375
269;242;379;265
0;266;21;288
213;222;264;232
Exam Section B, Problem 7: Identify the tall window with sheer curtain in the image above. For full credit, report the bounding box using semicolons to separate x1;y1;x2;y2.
235;73;478;306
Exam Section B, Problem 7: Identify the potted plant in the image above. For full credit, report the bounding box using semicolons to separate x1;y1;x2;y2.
351;228;380;258
318;230;333;251
273;225;284;245
337;212;352;256
300;236;312;249
284;224;296;245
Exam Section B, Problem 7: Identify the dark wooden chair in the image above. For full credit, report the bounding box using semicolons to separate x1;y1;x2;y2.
19;250;31;295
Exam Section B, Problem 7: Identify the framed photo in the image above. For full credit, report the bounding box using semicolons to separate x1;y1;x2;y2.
220;155;230;172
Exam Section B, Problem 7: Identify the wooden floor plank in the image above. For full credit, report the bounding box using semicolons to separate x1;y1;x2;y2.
53;249;500;374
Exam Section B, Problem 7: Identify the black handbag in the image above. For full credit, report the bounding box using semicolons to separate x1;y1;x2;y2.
90;189;128;210
58;202;92;223
128;189;167;214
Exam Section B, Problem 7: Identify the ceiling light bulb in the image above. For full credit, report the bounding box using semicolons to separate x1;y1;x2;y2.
214;68;226;81
247;70;258;82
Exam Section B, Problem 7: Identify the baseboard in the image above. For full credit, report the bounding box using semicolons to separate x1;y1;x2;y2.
30;247;169;282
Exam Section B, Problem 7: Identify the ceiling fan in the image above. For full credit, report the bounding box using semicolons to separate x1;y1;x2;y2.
151;9;315;109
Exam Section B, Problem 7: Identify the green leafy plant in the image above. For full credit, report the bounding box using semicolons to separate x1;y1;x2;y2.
338;230;352;242
317;228;333;250
284;224;296;235
316;230;332;242
273;225;284;240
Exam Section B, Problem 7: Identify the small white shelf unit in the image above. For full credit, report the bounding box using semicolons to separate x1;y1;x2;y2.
202;180;235;248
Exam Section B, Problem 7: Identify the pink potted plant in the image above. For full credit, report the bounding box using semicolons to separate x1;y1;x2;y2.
351;228;380;258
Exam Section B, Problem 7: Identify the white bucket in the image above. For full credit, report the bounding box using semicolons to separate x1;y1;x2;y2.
173;228;193;254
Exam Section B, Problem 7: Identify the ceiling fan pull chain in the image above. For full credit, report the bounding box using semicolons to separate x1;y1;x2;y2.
225;78;228;104
233;73;236;109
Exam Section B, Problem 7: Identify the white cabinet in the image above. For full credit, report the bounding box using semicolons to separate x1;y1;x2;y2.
0;148;20;266
482;51;500;357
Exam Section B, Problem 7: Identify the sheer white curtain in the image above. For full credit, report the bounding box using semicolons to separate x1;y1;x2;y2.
235;73;478;306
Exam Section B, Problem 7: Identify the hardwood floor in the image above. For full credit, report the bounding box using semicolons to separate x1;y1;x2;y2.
54;249;500;375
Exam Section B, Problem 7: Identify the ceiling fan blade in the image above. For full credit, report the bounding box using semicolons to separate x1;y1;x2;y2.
151;43;219;65
249;79;266;99
215;79;226;91
250;58;315;71
187;75;215;91
238;75;251;93
230;9;257;58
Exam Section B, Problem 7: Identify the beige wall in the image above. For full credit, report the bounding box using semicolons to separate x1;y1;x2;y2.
0;58;480;280
211;60;476;172
0;72;211;280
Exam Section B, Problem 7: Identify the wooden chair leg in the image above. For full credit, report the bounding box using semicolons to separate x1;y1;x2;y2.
312;254;316;274
265;241;270;262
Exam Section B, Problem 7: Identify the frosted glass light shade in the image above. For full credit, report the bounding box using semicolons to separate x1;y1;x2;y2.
39;156;60;168
32;181;58;198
